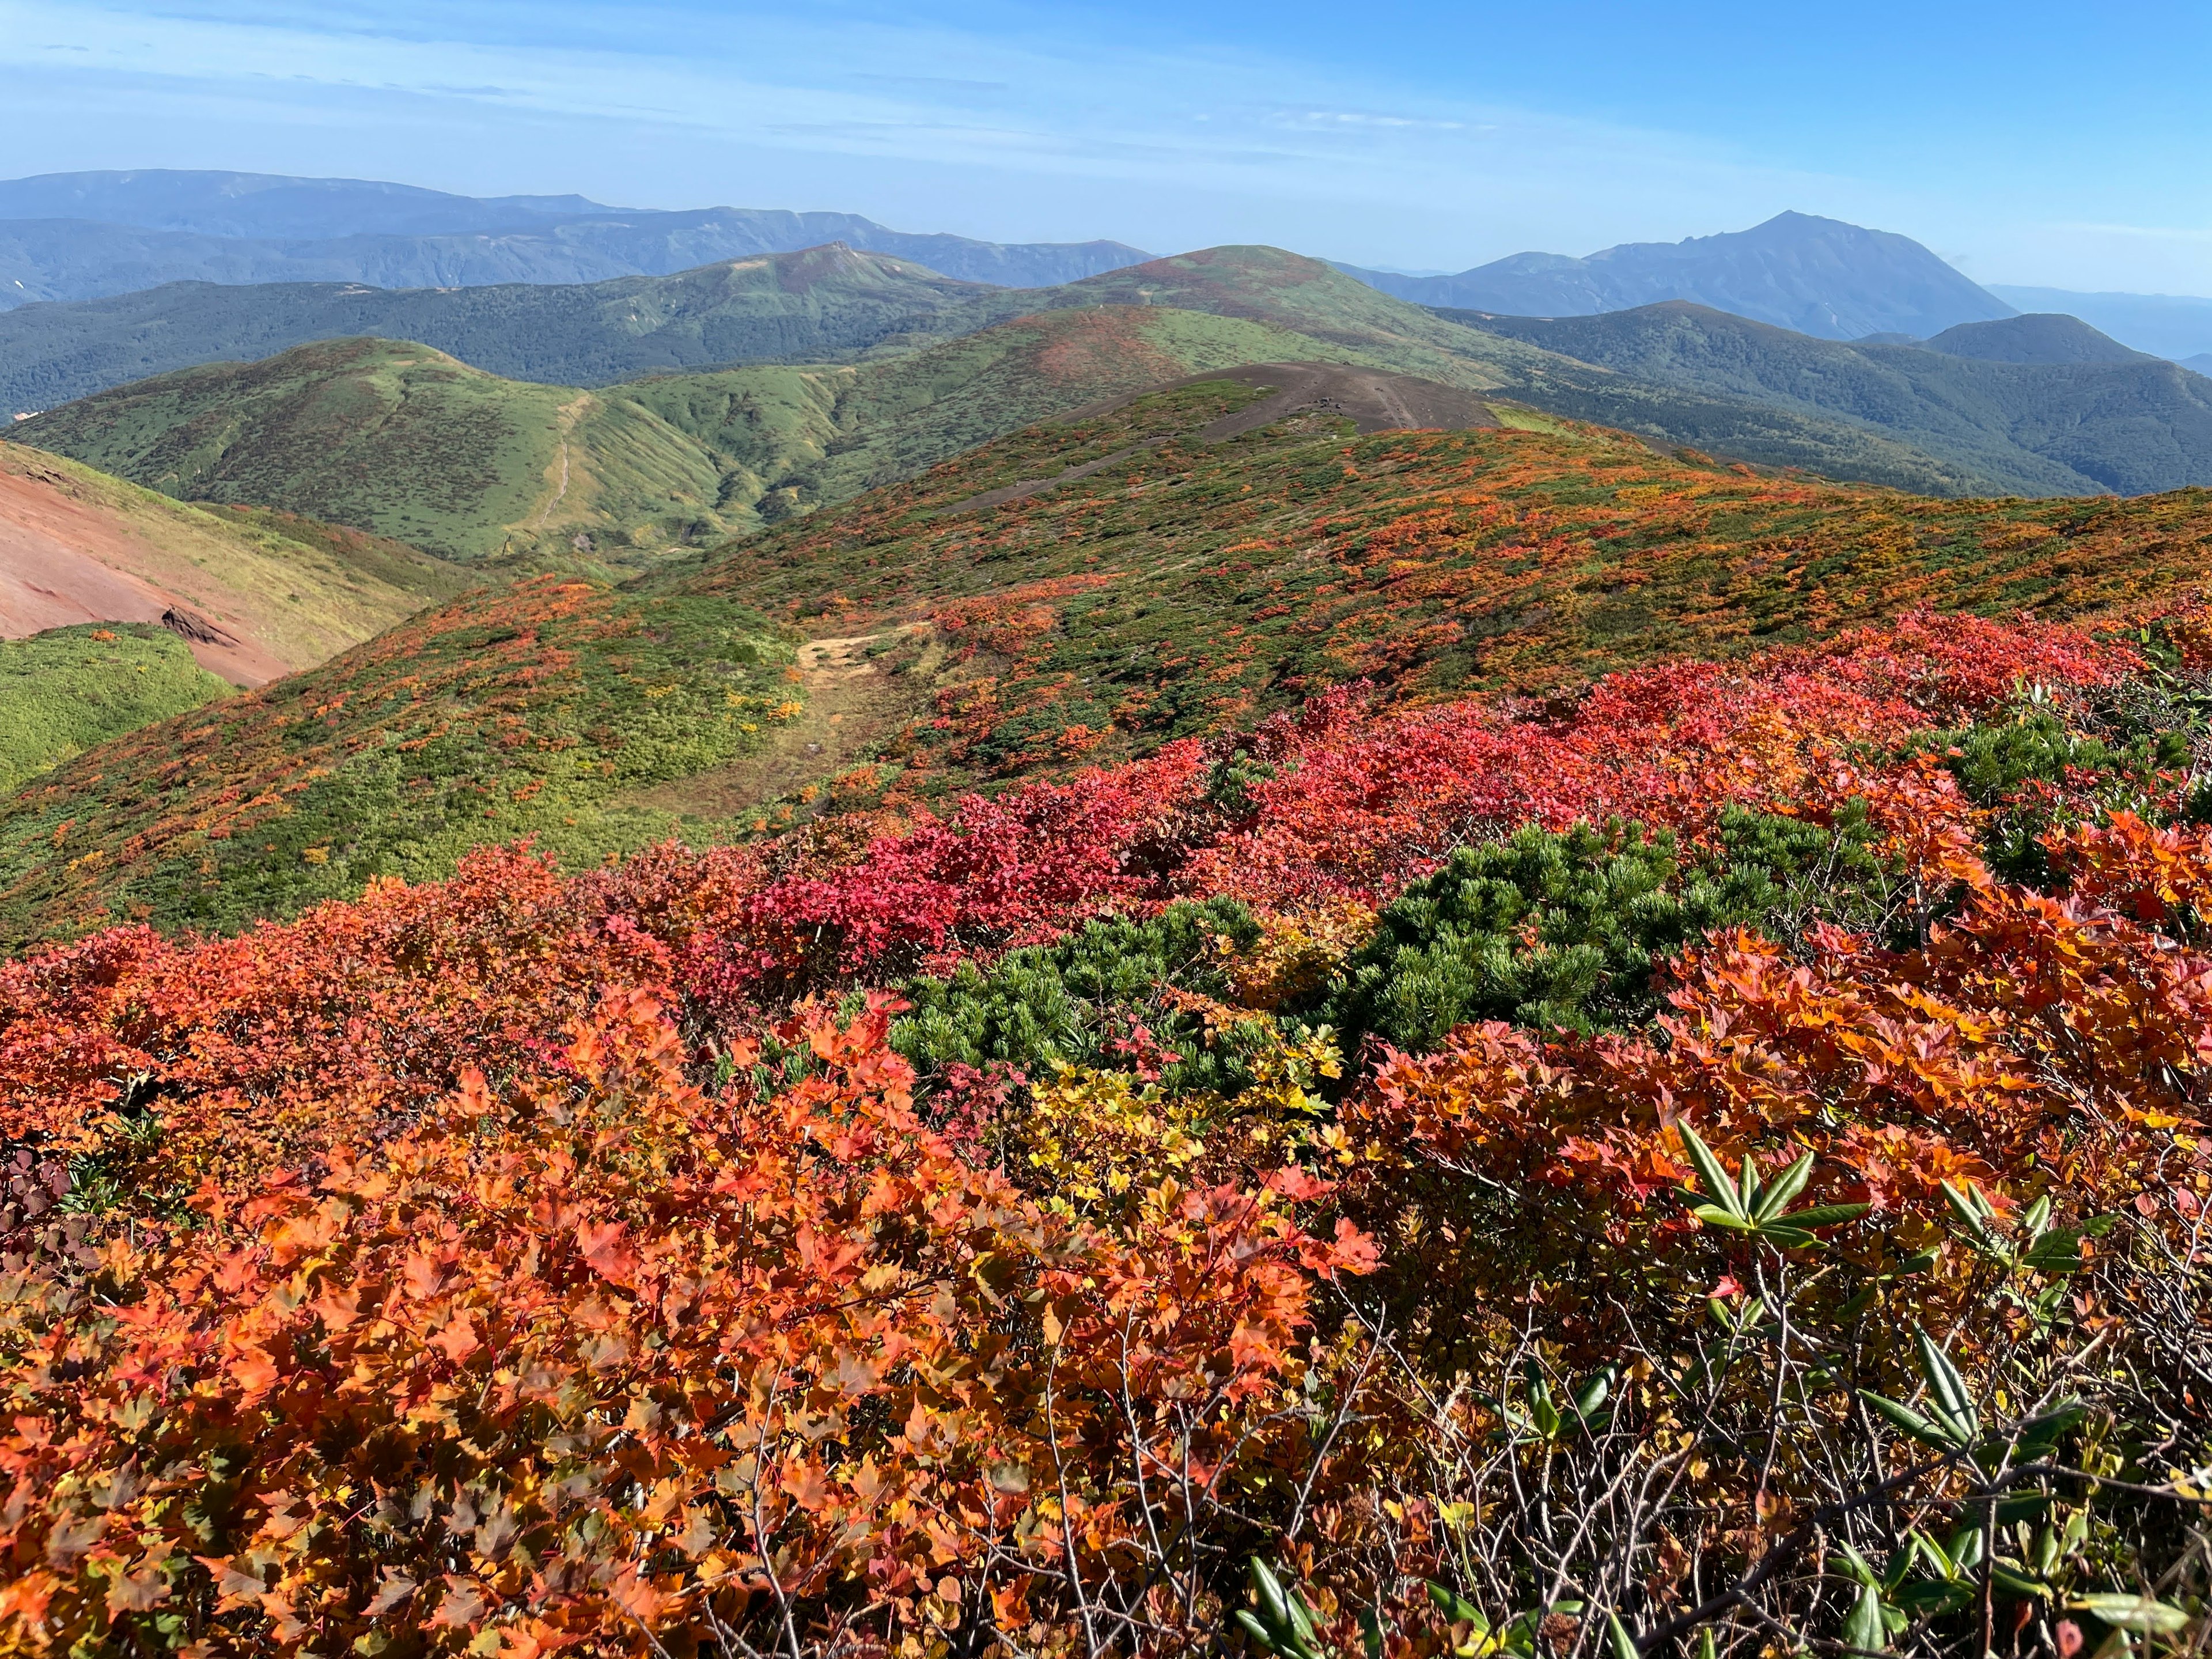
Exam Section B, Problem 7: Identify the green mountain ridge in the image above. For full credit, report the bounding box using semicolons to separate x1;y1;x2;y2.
2;309;1367;565
1445;300;2212;495
0;244;1007;412
6;247;2012;563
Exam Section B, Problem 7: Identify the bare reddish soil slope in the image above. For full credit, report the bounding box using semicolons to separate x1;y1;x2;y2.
0;435;481;686
0;462;288;683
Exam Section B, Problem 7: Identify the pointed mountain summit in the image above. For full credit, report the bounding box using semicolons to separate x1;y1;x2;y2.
1342;211;2014;340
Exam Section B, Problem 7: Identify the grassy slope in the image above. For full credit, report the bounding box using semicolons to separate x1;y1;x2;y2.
619;306;1340;525
0;246;1000;411
0;577;799;941
916;249;1999;495
13;371;2212;944
0;444;472;669
7;306;1431;563
5;339;740;566
658;374;2212;783
0;622;230;794
1446;301;2212;497
17;247;1997;525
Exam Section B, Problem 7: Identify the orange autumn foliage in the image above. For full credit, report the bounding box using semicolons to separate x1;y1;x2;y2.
1;989;1373;1656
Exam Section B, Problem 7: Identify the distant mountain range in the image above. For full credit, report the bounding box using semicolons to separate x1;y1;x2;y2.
9;248;2022;566
1449;304;2212;495
1987;285;2212;363
13;172;2212;524
0;169;1152;308
0;244;1011;411
1339;212;2017;340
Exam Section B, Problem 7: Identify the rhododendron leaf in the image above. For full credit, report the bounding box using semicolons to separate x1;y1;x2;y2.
1675;1123;1743;1220
2016;1401;2088;1450
1915;1328;1979;1444
1251;1558;1292;1635
1692;1205;1755;1231
1858;1390;1956;1449
2071;1595;2190;1635
2022;1231;2085;1274
1785;1203;1870;1230
1941;1180;1999;1241
1429;1582;1487;1630
1749;1151;1813;1223
1991;1565;2053;1601
1840;1585;1887;1654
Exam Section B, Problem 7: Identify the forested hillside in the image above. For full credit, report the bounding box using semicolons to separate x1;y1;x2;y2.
1451;300;2212;494
9;249;2014;563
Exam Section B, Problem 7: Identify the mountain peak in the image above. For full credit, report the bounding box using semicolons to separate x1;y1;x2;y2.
1345;213;2013;340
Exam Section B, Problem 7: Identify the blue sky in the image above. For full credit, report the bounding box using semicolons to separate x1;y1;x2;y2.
2;0;2209;290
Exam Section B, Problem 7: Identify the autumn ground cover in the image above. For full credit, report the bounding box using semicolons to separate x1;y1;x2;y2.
668;382;2212;786
0;576;799;942
3;599;2210;1659
18;378;2212;946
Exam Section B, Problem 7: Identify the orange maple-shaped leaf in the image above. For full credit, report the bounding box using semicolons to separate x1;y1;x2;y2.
574;1219;638;1286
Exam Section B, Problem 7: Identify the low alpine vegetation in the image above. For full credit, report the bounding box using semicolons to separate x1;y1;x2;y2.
2;607;2209;1659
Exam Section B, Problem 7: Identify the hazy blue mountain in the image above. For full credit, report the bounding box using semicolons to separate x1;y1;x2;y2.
0;171;604;238
0;170;1152;308
1987;285;2212;362
2184;354;2212;377
1340;212;2016;340
1449;299;2212;495
1919;313;2153;365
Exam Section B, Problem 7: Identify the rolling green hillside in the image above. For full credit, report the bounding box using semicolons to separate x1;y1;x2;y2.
10;252;2003;566
754;248;2017;494
18;242;2212;512
0;622;230;794
4;339;738;566
6;314;1346;565
16;363;2212;945
0;244;999;412
616;305;1339;520
1446;300;2212;495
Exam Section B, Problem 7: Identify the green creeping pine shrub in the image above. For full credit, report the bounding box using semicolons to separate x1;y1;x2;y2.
1899;713;2193;885
1325;809;1890;1054
893;899;1279;1096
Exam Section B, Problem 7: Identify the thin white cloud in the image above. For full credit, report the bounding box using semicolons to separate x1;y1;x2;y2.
0;0;2006;275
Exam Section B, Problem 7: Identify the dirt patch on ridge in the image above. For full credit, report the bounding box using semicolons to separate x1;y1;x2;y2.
622;630;937;821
